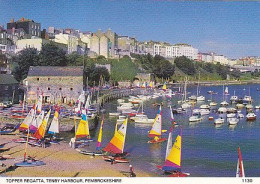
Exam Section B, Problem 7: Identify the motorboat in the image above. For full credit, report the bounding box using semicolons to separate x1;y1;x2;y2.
200;104;210;109
188;95;197;101
226;108;237;113
192;109;200;115
245;104;253;109
218;107;227;114
246;113;256;121
181;103;191;109
133;114;154;124
236;104;244;109
196;96;205;101
230;96;238;102
237;113;244;118
200;109;210;115
220;101;229;106
214;118;225;124
189;115;202;122
209;102;217;106
228;118;239;125
243;96;253;104
227;113;236;118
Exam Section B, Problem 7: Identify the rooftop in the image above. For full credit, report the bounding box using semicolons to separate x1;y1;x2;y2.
0;74;18;85
27;66;84;77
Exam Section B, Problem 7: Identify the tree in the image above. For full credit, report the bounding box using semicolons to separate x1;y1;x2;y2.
174;56;196;75
11;48;39;81
152;55;175;79
85;65;110;86
39;42;67;66
66;52;83;66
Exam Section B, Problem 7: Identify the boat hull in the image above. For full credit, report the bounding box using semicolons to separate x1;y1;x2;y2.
15;160;45;167
147;138;167;144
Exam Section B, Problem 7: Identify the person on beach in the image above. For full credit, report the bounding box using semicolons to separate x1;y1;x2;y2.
69;137;76;149
129;165;136;177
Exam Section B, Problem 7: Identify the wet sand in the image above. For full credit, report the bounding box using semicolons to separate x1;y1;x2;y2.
0;134;155;177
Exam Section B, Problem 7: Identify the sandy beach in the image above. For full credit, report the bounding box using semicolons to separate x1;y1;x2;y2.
0;134;155;177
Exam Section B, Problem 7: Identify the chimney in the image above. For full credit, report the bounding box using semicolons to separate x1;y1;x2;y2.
21;17;25;22
11;18;14;23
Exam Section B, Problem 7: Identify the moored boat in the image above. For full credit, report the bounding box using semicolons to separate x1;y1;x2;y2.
246;112;256;121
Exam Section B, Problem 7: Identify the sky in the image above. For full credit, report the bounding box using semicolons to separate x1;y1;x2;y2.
0;0;260;59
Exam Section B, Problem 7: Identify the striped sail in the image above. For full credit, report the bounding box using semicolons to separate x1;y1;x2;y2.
33;110;51;139
96;118;104;150
148;106;162;138
165;128;173;160
103;119;128;154
30;110;44;132
75;111;90;139
48;108;59;134
19;109;35;130
236;147;245;177
162;130;182;172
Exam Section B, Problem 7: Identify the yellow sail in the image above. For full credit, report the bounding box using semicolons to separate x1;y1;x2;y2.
103;119;128;154
162;83;167;90
75;112;89;139
33;110;51;139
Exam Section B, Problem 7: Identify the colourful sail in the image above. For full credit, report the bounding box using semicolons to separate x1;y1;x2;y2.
236;147;245;177
149;81;154;88
48;107;59;134
165;128;173;160
161;129;182;172
30;110;44;132
148;106;162;138
96;117;104;150
162;83;167;91
103;119;128;154
19;109;35;130
33;110;51;139
75;111;90;139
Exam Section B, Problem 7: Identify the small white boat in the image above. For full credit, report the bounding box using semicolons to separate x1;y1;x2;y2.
181;103;191;109
133;114;154;124
243;96;253;103
220;101;229;106
237;114;244;119
246;113;256;121
200;109;210;115
255;106;260;109
227;108;237;113
189;95;197;101
117;99;125;103
209;101;217;106
228;118;239;125
236;104;244;109
109;112;121;116
192;109;200;115
200;104;210;109
230;95;238;102
117;115;127;124
218;107;227;113
245;104;253;109
189;115;202;122
227;113;236;118
196;96;205;101
214;118;225;124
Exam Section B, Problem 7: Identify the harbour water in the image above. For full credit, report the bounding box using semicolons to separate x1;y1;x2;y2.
64;84;260;177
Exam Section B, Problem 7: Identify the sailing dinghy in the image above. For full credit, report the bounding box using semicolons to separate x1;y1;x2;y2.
78;116;105;156
15;111;45;167
48;107;60;144
157;128;189;177
147;106;167;143
103;119;129;163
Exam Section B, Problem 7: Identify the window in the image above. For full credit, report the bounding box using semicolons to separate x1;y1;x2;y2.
59;88;62;90
48;87;50;91
37;78;39;81
70;88;73;91
37;87;39;90
48;78;50;81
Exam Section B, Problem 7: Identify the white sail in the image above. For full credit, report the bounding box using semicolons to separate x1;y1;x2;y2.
36;95;43;112
165;129;173;160
33;110;45;128
48;109;59;134
170;106;174;120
